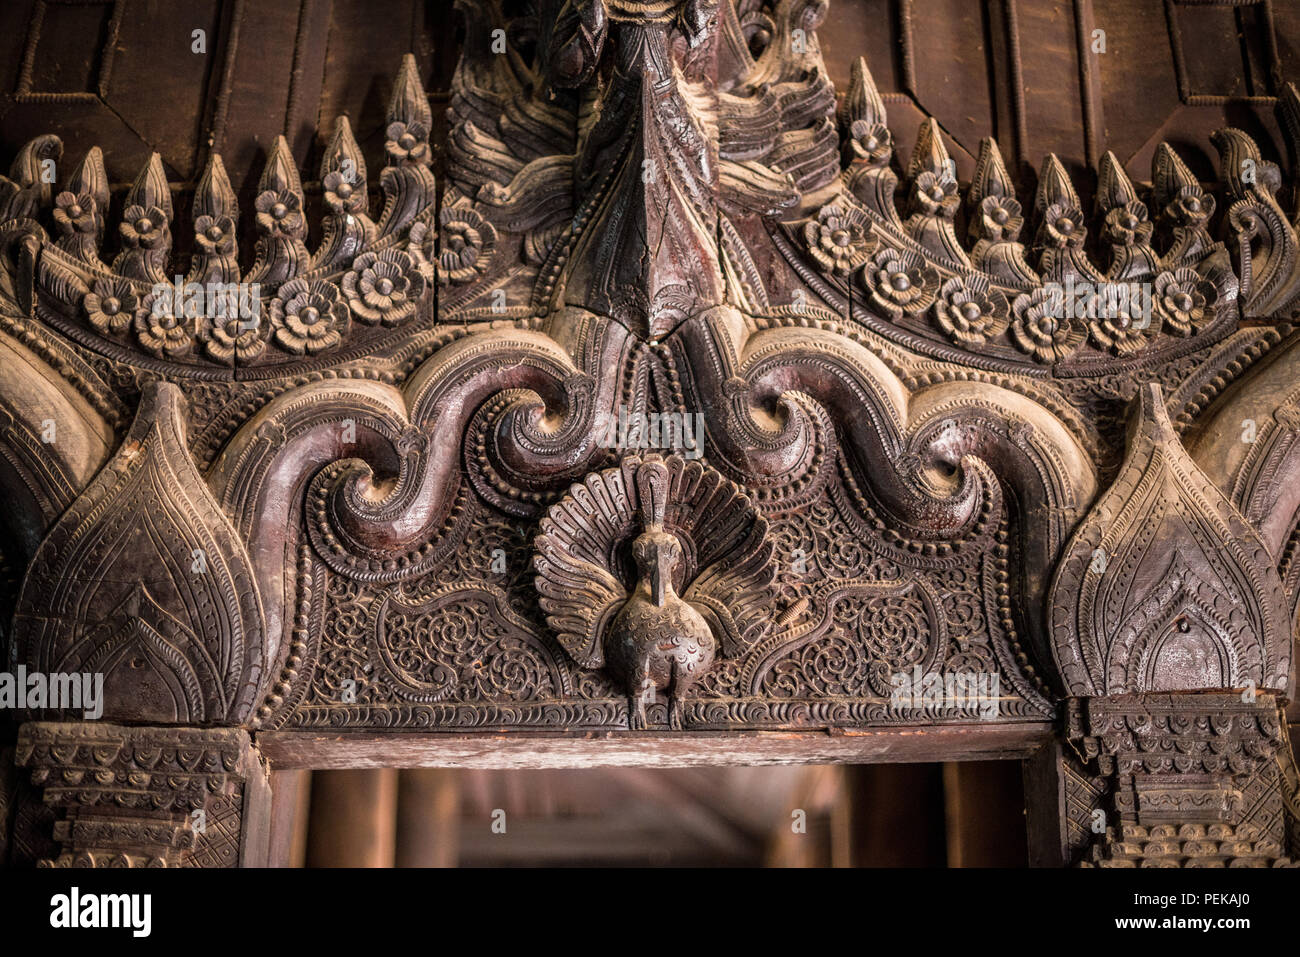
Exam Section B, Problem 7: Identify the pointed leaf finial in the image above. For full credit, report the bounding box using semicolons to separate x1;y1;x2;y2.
126;152;172;221
68;147;109;215
188;152;241;288
1034;154;1080;217
1152;142;1199;210
257;135;303;198
194;152;237;222
322;115;366;182
969;137;1014;205
1;135;62;219
840;56;887;132
321;115;368;214
840;57;893;170
1095;151;1138;216
64;147;109;245
907;117;952;182
388;53;433;133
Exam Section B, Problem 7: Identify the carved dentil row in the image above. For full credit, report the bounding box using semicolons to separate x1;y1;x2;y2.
15;722;261;868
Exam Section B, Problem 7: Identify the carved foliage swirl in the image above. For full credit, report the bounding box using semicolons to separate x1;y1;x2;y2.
748;577;947;699
369;583;570;703
295;329;611;583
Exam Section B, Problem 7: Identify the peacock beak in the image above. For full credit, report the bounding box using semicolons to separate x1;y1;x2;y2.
650;559;667;607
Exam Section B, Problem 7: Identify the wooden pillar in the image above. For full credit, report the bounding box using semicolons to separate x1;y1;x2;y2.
834;763;946;866
267;770;312;867
395;769;460;867
941;760;1027;866
1022;739;1074;867
764;765;838;867
306;769;398;868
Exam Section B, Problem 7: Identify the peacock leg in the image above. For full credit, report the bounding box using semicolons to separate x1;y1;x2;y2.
667;659;685;730
628;659;653;730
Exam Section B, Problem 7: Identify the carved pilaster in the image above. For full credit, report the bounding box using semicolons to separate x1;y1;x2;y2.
13;722;270;868
1064;694;1297;867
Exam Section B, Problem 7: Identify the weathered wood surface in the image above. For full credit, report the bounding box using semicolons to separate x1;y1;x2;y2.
255;724;1057;770
1;0;1300;866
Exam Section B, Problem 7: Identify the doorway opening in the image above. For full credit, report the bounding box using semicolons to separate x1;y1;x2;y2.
283;761;1029;867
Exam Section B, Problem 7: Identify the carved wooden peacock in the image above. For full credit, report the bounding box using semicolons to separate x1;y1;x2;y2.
534;453;776;729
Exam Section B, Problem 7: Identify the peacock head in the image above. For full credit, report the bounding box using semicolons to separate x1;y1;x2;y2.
631;526;683;607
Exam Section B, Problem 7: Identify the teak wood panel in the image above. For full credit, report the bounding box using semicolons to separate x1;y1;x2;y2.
0;0;1299;868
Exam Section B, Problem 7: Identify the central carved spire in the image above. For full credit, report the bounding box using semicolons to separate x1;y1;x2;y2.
444;0;839;338
561;3;723;339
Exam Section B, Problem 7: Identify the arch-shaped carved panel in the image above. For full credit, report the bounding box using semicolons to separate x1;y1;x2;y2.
1050;383;1291;697
10;382;266;724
